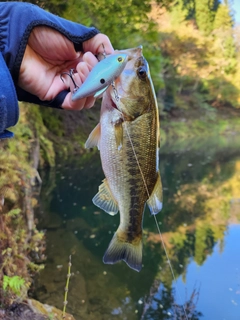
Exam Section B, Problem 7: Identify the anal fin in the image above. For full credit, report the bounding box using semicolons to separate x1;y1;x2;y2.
147;173;163;215
93;179;118;216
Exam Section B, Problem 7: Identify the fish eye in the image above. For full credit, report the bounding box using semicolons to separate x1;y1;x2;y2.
100;78;105;84
137;67;147;79
118;57;123;62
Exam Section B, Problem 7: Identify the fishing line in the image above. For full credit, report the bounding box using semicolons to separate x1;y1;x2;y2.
111;82;189;320
153;214;189;320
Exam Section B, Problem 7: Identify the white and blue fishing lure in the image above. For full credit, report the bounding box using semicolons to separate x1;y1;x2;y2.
71;53;128;101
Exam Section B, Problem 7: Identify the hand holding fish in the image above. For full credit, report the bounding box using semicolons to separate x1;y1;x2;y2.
18;26;114;110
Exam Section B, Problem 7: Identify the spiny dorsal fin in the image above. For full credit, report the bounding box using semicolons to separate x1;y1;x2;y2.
85;123;101;149
147;173;163;215
92;179;118;216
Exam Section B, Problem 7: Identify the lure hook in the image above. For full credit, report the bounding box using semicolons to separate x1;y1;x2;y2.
60;69;79;93
102;43;106;59
95;43;107;62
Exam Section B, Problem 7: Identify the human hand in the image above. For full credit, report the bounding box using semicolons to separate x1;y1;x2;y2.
18;26;114;110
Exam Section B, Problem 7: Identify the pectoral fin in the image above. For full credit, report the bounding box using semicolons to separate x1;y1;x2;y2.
93;179;118;216
114;121;123;151
147;173;163;215
85;123;101;149
94;86;109;98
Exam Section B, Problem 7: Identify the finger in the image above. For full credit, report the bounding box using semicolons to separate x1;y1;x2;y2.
62;91;86;110
76;52;98;80
83;33;114;55
62;91;95;110
84;96;96;109
82;51;99;67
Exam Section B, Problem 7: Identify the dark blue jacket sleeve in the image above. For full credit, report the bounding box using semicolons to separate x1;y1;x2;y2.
0;53;19;139
0;1;99;139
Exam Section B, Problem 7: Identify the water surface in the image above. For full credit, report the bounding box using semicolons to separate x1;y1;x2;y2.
34;135;240;320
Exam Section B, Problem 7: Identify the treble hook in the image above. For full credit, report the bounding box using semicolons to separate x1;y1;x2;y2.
60;69;79;93
102;43;106;59
96;43;107;62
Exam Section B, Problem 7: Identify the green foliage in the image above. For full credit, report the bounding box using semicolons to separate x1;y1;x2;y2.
39;135;55;167
7;208;21;218
4;103;55;167
213;2;236;73
170;0;195;23
214;2;233;30
3;275;26;296
40;108;65;137
155;0;175;8
27;262;45;273
47;314;55;320
195;0;220;34
194;224;215;265
0;143;46;307
25;104;56;166
63;0;153;46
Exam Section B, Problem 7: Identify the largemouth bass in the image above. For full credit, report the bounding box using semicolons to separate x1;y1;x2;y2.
85;46;162;272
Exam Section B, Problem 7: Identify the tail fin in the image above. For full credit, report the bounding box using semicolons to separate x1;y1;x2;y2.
103;232;142;272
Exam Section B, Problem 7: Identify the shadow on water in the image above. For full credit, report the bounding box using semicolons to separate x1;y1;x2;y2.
34;134;240;320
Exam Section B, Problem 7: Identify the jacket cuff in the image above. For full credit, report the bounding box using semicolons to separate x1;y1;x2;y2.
0;53;19;139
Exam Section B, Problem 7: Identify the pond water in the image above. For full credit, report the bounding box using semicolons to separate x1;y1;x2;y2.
34;134;240;320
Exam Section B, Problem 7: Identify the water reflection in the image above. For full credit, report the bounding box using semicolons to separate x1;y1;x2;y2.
35;135;240;319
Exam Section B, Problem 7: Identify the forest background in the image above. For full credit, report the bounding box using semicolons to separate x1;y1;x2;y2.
2;0;240;165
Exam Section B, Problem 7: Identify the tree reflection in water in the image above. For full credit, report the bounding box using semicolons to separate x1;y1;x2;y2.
139;280;202;319
35;135;240;319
